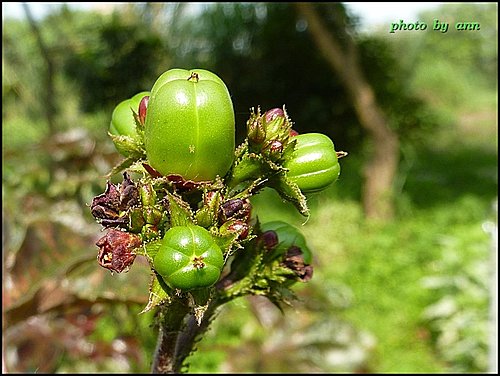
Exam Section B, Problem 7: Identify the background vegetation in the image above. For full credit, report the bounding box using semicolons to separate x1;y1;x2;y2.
3;2;497;373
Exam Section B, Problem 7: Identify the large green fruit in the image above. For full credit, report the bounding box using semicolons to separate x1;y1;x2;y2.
144;68;235;181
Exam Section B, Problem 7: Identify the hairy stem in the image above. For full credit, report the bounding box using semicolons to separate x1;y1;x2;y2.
151;299;190;374
151;296;222;373
172;300;221;372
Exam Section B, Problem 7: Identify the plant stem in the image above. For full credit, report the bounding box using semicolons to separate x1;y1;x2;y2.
150;296;222;373
151;298;190;374
172;300;221;372
151;328;181;374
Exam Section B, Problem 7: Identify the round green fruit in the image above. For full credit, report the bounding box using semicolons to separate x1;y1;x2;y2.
153;225;224;291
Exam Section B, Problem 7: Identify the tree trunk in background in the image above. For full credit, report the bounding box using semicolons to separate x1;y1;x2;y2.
22;3;57;136
295;3;400;221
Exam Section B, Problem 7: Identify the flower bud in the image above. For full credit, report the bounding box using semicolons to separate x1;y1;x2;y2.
247;115;266;148
245;106;294;157
260;230;279;250
96;229;141;273
262;107;289;142
220;198;252;223
264;107;285;123
138;95;149;126
262;139;283;160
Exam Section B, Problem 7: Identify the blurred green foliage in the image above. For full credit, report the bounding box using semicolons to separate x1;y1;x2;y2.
169;2;442;150
2;2;497;373
62;8;169;112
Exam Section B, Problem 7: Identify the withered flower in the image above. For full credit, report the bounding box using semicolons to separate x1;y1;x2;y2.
165;174;202;191
282;246;313;282
91;172;139;228
96;229;141;273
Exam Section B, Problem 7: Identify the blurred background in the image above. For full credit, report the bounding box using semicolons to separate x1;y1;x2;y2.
2;2;497;373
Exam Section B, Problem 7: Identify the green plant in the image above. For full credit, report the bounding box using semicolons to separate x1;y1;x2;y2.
89;67;346;373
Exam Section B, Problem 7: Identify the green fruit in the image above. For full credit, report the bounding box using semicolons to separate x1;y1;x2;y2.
109;91;150;155
284;133;340;193
153;225;224;291
144;68;235;181
260;221;312;264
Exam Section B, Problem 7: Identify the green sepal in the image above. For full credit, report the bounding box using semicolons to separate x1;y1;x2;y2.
195;190;223;228
166;191;195;227
143;238;163;262
141;224;163;242
213;229;241;259
227;151;286;198
140;271;173;313
234;140;249;160
140;181;157;207
107;156;146;178
108;132;146;159
214;234;241;260
129;207;146;233
195;206;214;228
189;288;211;307
269;173;310;217
280;137;297;161
227;153;263;191
262;282;297;313
189;288;213;326
143;207;163;226
132;108;145;132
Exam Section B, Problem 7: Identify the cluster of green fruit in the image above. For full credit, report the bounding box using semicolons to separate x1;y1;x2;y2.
96;68;343;294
